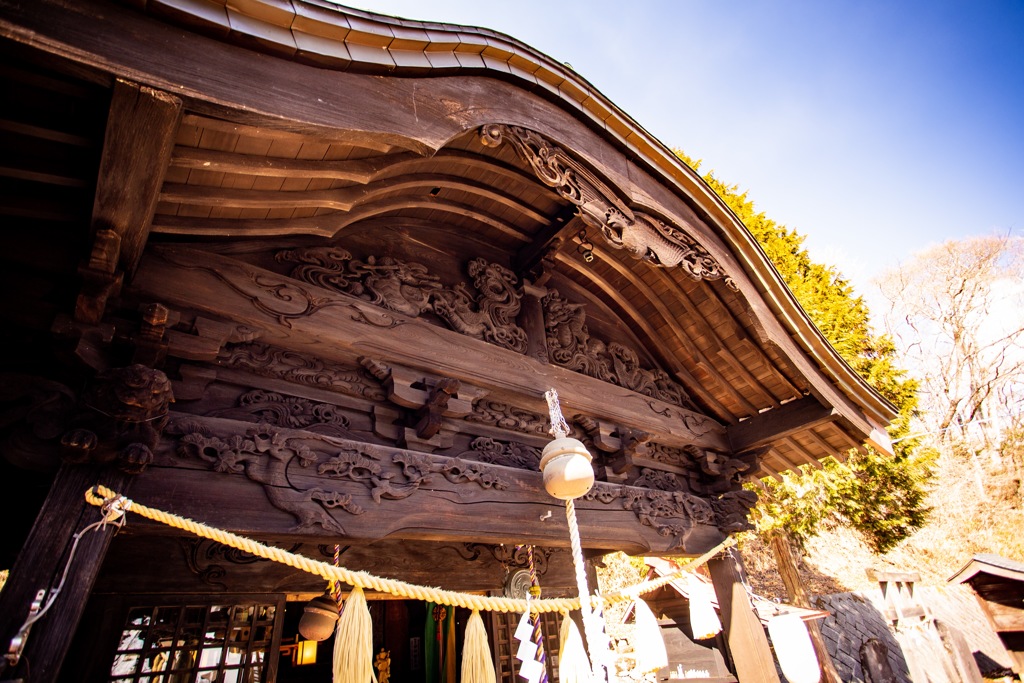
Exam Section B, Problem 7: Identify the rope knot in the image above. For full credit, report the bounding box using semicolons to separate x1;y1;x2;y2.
100;494;132;527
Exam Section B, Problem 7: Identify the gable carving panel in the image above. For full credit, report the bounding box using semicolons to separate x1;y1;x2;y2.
277;246;529;353
542;289;696;409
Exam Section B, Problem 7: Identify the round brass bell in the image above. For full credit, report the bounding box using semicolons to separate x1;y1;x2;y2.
298;591;340;641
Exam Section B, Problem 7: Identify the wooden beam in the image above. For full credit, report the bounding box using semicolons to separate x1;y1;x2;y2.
729;395;837;454
159;173;548;224
0;464;133;683
129;413;727;556
779;435;823;470
512;204;579;276
129;245;729;452
169;145;420;180
92;78;181;278
151;195;532;241
769;534;843;683
93;535;580;596
708;552;781;683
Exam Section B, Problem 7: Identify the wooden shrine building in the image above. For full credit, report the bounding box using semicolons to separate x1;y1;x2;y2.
949;554;1024;677
0;1;897;681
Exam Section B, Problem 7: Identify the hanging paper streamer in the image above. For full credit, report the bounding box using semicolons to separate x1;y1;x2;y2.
333;586;377;683
557;614;590;683
767;614;819;683
462;610;497;683
631;598;667;673
515;610;545;683
687;573;722;640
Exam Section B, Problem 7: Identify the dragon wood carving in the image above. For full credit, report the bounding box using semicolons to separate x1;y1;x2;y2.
276;248;529;354
174;421;510;533
480;124;737;290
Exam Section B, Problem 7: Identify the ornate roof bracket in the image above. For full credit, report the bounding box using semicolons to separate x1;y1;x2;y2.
480;124;736;290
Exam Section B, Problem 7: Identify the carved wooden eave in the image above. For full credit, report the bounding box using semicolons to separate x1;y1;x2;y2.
0;0;899;540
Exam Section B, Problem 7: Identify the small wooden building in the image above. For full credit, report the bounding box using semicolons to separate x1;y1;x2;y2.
0;1;897;681
949;554;1024;677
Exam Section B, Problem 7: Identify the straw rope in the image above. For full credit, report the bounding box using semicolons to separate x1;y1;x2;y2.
565;497;607;681
83;485;733;612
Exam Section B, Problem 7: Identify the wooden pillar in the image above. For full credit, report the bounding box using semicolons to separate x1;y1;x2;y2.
92;79;182;279
708;551;781;683
770;532;842;683
0;464;131;682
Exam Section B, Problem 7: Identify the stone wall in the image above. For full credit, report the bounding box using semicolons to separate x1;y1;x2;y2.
809;584;1014;682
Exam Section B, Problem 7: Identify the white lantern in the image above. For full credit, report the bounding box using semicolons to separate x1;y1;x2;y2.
538;436;595;500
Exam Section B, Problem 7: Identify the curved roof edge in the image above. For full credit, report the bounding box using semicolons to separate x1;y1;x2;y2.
134;0;898;428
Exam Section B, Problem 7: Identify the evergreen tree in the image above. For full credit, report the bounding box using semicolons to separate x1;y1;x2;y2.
674;151;930;553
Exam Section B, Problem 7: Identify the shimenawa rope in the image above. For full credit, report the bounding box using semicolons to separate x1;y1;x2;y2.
83;485;734;612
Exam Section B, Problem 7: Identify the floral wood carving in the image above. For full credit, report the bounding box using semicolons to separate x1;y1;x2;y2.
276;248;529;353
644;442;695;469
160;249;345;327
542;289;696;409
645;402;716;435
392;451;509;490
175;421;510;532
466;400;551;437
643;442;751;495
579;482;718;543
632;468;686;493
210;389;357;438
480;124;737;290
219;342;385;401
459;436;542;470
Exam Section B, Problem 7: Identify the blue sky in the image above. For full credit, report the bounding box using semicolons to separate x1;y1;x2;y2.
345;1;1023;312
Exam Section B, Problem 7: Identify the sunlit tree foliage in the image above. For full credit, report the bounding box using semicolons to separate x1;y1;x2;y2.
674;151;930;553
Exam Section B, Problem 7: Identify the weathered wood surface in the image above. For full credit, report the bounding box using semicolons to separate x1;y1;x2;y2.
116;413;728;556
93;535;579;596
92;78;181;277
729;395;837;455
708;553;781;683
0;0;896;467
0;465;132;683
131;245;729;452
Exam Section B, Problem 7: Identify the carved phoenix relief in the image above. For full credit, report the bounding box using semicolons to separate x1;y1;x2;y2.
480;124;737;290
276;247;529;354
